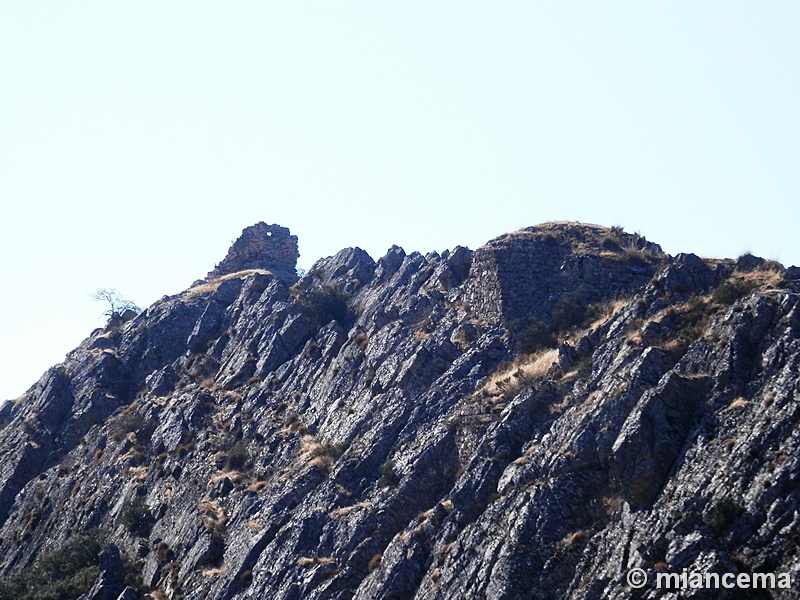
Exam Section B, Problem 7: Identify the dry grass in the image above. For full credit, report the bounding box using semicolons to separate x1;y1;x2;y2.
501;223;664;267
557;530;586;551
248;481;268;493
116;444;145;464
726;397;749;411
601;494;624;516
201;564;228;578
580;299;629;337
208;470;246;486
245;519;262;533
281;412;309;436
274;467;293;483
368;554;382;572
624;318;645;345
436;542;455;558
300;434;321;455
741;266;785;287
127;465;150;483
198;499;228;531
416;508;435;523
183;269;273;299
13;392;30;406
297;556;336;568
299;435;347;470
329;501;372;519
625;293;717;353
504;221;611;243
476;349;558;398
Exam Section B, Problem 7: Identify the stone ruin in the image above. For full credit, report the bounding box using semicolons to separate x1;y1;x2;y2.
207;222;299;283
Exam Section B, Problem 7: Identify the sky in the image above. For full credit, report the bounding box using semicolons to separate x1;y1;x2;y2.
1;2;799;401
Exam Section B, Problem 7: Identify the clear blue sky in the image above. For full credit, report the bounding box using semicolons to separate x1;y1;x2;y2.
2;2;799;401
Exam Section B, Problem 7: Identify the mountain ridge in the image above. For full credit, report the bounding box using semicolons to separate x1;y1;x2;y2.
1;222;799;599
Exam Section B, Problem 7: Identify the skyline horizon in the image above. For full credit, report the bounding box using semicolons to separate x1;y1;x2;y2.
3;2;799;401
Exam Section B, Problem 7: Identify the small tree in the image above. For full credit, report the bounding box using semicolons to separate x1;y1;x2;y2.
121;498;153;536
91;288;141;319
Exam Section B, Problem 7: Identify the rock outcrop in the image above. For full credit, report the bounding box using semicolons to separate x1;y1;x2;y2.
0;222;798;599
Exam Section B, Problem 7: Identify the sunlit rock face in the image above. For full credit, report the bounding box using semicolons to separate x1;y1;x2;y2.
1;221;799;600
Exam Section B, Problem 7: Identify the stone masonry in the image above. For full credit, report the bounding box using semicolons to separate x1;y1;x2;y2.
207;222;299;282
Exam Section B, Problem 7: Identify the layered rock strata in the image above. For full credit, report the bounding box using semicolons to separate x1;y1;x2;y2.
0;222;798;599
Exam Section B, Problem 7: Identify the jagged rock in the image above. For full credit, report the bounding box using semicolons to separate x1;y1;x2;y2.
300;247;376;294
1;222;799;600
654;252;722;295
610;372;710;508
78;544;125;600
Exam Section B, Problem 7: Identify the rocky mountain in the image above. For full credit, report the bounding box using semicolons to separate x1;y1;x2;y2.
1;221;799;600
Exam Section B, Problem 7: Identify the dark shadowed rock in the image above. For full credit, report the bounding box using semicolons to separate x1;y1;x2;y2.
79;544;125;600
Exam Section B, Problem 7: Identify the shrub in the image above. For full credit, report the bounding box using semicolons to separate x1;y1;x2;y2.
175;441;195;459
705;496;744;537
551;288;593;332
298;286;352;327
225;440;250;471
600;233;622;251
378;459;400;488
121;498;154;536
156;541;172;565
712;279;758;305
111;407;154;443
310;441;349;460
621;246;655;267
514;318;556;354
0;529;107;600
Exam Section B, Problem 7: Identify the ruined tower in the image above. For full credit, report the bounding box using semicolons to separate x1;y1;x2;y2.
207;222;299;283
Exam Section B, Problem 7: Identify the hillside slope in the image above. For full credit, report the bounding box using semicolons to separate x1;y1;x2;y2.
1;222;799;599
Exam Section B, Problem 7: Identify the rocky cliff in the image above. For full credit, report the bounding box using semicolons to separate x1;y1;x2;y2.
1;222;799;600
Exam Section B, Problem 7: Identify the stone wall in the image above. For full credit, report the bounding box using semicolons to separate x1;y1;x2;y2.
465;222;665;325
207;222;299;282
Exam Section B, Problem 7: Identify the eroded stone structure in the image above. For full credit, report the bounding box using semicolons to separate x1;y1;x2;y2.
207;222;299;282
